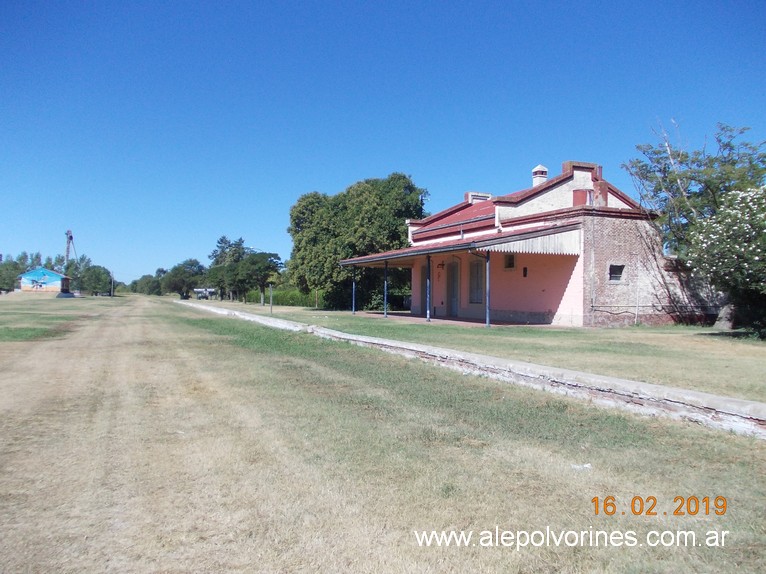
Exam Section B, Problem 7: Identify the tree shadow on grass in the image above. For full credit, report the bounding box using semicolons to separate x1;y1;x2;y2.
695;329;761;340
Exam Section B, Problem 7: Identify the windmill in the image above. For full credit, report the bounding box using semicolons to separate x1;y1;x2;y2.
60;230;77;295
65;229;77;264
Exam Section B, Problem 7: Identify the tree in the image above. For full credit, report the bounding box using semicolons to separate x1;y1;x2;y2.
209;236;246;266
287;173;428;308
209;235;232;266
687;188;766;337
81;265;113;295
205;264;227;300
53;255;66;273
625;123;766;334
161;259;206;299
624;123;766;255
239;252;282;304
223;261;247;301
0;257;22;291
15;252;30;271
208;236;248;300
30;252;42;269
65;254;92;292
130;274;162;295
287;191;333;295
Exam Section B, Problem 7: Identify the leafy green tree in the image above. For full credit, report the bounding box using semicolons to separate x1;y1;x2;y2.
65;254;92;292
625;123;766;332
207;235;248;300
209;236;246;266
81;265;113;295
15;252;30;271
130;274;162;295
0;257;22;291
687;188;766;337
30;252;42;269
239;252;282;304
63;254;93;291
161;259;206;299
53;255;66;273
223;261;247;301
204;264;226;300
624;123;766;255
288;173;428;309
287;191;333;295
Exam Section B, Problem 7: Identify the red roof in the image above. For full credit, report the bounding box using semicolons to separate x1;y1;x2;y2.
411;199;496;241
410;161;641;242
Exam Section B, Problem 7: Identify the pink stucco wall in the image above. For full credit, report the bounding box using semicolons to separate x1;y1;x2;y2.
488;253;582;325
409;251;584;325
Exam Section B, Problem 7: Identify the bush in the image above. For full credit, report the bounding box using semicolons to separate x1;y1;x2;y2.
246;287;325;308
688;188;766;338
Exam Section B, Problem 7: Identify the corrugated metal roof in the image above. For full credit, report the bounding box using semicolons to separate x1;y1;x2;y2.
483;228;580;255
340;223;581;267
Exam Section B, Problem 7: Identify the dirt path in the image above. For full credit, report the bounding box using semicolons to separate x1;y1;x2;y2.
0;297;386;572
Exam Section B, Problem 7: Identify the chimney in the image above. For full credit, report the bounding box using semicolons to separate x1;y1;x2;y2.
532;164;548;186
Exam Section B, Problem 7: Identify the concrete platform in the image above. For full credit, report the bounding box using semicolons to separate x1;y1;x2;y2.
179;301;766;439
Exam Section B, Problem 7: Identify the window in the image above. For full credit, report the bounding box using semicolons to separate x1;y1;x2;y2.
469;260;484;304
609;264;625;282
504;254;515;269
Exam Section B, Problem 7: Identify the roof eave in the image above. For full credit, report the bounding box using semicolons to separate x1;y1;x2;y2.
340;223;583;267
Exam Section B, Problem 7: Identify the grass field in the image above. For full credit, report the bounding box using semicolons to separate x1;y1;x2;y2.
197;300;766;403
1;294;764;572
0;293;125;341
171;304;766;572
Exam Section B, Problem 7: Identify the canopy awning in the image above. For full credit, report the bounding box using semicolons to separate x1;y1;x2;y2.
480;227;580;256
340;223;581;268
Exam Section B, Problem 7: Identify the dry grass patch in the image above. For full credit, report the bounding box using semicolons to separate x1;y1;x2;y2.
0;293;126;341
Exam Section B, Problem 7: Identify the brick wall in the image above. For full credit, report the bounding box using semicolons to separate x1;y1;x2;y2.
581;213;681;326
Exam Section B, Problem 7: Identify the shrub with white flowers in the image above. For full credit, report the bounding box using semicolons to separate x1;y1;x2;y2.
688;188;766;336
688;188;766;293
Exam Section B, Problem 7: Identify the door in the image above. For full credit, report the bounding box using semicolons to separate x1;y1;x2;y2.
446;261;459;317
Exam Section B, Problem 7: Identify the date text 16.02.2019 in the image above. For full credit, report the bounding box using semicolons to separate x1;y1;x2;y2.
591;496;727;517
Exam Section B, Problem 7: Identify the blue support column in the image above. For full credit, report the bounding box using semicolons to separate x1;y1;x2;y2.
384;260;388;319
426;255;432;322
352;266;356;315
485;251;491;328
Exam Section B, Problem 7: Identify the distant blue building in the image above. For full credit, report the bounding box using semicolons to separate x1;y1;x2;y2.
18;267;70;293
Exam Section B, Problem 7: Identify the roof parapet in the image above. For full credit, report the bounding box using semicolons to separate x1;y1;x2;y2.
562;161;602;180
464;191;492;204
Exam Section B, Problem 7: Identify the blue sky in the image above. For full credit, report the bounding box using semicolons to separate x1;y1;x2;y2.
2;0;764;283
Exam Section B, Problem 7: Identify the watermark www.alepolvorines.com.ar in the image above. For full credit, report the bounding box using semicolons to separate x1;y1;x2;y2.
413;526;730;551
